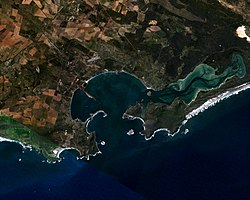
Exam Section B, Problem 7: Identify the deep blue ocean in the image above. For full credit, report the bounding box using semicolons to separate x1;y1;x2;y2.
1;88;250;200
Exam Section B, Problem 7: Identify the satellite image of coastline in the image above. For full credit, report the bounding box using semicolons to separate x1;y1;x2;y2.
0;0;250;199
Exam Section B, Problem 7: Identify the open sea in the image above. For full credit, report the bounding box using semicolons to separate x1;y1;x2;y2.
1;88;250;200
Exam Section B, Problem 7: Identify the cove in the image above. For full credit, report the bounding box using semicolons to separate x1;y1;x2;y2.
70;53;246;141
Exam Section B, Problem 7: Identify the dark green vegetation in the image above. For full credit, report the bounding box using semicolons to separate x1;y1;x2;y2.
72;53;246;140
149;53;246;105
0;0;249;159
0;114;58;161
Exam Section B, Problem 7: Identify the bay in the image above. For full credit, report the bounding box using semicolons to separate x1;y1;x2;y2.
0;86;250;199
90;88;250;200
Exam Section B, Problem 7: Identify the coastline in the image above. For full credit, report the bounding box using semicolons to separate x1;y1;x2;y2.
1;81;250;162
0;135;60;162
52;146;102;162
0;136;30;150
139;81;250;140
0;135;101;163
185;82;250;120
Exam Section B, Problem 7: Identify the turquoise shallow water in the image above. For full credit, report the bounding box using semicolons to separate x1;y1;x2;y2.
151;53;246;104
71;54;246;141
1;86;250;200
72;54;245;111
1;54;249;199
90;87;250;200
1;88;250;199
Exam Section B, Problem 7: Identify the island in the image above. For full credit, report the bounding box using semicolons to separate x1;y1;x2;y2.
0;0;249;161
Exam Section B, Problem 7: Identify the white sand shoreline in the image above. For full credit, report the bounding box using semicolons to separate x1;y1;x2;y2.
144;82;250;140
0;136;30;149
1;82;250;162
185;82;250;120
52;146;101;162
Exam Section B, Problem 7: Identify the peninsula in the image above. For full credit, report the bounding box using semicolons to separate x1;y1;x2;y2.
0;0;249;161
